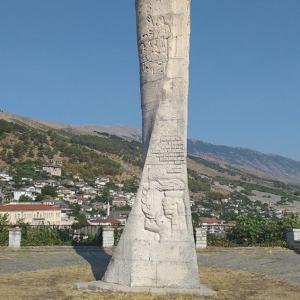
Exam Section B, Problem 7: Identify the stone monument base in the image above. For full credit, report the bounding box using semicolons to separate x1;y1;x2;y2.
77;281;216;296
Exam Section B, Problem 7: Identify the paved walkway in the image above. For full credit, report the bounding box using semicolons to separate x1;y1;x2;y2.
0;247;299;285
198;247;300;285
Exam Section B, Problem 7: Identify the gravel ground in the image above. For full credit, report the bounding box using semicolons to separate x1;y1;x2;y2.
0;246;299;285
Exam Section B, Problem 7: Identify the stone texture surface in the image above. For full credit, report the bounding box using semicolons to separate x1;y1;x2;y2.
76;281;215;296
9;228;21;249
101;0;201;290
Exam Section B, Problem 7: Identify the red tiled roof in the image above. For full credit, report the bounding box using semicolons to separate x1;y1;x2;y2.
0;204;61;212
92;217;121;225
201;217;223;224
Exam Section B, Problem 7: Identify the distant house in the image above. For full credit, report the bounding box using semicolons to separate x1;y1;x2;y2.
89;217;121;226
66;195;83;205
112;197;127;207
13;187;37;201
0;173;13;182
95;177;110;187
200;217;225;234
43;160;62;177
0;203;62;225
110;211;130;225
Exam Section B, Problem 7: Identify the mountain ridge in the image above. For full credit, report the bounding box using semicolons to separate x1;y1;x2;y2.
1;111;299;185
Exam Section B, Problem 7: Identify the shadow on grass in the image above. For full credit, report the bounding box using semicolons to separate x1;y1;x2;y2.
73;246;112;280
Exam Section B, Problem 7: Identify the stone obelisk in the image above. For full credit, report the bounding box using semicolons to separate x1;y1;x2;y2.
78;0;214;295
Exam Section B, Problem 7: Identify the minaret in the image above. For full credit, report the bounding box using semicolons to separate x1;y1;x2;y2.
106;201;110;217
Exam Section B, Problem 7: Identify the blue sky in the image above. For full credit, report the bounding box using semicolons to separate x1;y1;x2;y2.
0;1;299;160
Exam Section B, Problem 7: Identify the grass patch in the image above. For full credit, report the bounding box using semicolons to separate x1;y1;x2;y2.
0;265;299;300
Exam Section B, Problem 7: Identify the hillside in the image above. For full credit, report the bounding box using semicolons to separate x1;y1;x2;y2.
188;139;300;186
74;124;300;185
59;116;300;186
1;111;300;186
76;127;300;186
0;114;142;181
1;111;300;217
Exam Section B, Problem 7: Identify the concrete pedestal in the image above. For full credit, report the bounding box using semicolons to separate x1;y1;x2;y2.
102;227;114;248
77;281;216;296
196;228;207;249
9;227;21;249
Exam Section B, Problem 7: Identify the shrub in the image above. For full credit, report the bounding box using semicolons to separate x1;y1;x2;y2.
21;226;69;246
0;214;9;246
226;214;300;247
207;233;234;247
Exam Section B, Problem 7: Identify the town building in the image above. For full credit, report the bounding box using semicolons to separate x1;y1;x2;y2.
0;203;63;225
200;217;225;234
42;160;62;177
88;216;121;226
95;177;110;187
0;173;13;182
13;187;37;201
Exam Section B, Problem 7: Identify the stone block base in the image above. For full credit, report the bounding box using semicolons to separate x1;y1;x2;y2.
77;281;216;296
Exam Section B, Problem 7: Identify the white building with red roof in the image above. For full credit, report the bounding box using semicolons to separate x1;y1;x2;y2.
0;203;62;225
200;217;225;234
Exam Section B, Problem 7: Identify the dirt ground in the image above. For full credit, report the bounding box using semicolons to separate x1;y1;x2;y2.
1;265;300;300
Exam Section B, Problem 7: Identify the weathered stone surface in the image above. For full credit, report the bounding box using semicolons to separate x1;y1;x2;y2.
78;0;214;294
9;227;21;249
101;0;200;290
77;281;216;296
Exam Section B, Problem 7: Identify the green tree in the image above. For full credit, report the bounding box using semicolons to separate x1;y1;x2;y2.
35;194;45;202
122;178;139;193
0;214;9;246
97;187;112;203
41;186;57;197
226;214;300;246
19;195;32;202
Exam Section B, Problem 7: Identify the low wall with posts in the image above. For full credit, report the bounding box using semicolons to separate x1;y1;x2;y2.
1;225;117;248
195;227;207;249
1;225;210;249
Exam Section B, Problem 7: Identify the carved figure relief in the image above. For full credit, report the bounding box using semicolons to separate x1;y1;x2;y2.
141;178;187;241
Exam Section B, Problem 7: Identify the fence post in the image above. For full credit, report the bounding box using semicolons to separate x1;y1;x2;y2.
9;227;21;249
102;227;114;248
286;228;300;247
195;227;207;249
